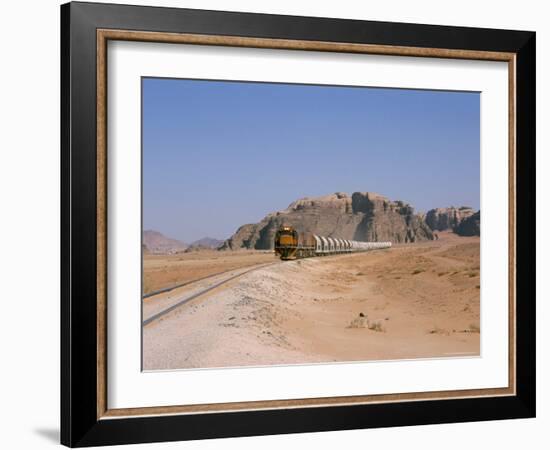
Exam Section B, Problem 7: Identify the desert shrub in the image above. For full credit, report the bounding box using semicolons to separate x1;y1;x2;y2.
368;320;385;332
349;316;368;328
428;325;449;335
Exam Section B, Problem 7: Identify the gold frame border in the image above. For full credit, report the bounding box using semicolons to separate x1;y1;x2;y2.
96;29;517;420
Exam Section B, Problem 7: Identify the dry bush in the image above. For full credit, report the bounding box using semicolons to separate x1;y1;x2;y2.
428;325;449;335
368;320;385;332
348;313;386;332
348;316;368;328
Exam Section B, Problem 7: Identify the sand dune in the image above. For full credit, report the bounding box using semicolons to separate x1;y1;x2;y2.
143;232;480;370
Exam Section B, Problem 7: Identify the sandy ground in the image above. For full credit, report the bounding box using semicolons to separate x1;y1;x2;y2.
143;232;480;370
143;249;277;295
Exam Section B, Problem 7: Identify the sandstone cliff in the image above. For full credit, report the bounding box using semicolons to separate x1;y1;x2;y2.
453;211;480;236
220;192;433;250
425;207;475;232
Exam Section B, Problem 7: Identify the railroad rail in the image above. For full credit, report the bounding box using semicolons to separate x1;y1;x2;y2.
142;262;279;326
143;265;263;299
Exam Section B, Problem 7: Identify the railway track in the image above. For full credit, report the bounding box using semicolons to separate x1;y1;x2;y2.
142;261;280;326
143;264;261;299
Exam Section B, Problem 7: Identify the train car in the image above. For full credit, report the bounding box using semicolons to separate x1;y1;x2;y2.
314;235;323;254
320;236;329;254
296;232;317;258
274;225;392;260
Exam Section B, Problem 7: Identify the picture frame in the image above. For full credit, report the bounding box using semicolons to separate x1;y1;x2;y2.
60;1;536;447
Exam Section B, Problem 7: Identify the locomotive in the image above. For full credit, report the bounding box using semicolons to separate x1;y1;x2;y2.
274;225;392;261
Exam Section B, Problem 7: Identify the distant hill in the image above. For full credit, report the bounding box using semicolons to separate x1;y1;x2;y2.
185;237;224;252
143;230;187;254
188;237;224;249
220;191;433;250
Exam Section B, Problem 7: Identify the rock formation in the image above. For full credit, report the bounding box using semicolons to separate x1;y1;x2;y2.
220;192;433;250
184;237;224;252
188;237;224;250
425;207;475;232
453;211;480;236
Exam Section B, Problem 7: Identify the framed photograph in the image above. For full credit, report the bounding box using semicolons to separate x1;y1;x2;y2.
61;1;535;447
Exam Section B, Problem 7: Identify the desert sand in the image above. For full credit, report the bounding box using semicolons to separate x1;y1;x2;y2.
142;232;480;370
143;249;276;295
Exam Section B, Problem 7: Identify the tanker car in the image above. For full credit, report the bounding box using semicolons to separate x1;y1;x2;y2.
274;225;392;261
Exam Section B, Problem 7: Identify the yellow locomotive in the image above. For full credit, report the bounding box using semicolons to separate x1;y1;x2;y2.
274;225;316;260
274;225;391;261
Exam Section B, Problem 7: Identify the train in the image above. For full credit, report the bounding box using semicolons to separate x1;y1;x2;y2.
274;225;392;260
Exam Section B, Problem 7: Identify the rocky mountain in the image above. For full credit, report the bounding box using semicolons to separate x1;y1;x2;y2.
425;207;475;232
220;192;433;250
453;211;480;236
190;237;224;248
143;230;187;254
186;237;224;251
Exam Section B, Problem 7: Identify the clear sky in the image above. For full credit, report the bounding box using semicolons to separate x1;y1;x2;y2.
143;78;480;243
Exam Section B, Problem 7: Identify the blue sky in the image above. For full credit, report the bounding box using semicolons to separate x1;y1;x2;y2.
143;78;480;243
